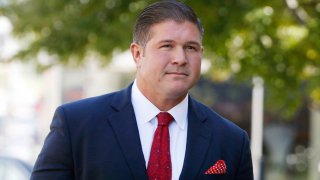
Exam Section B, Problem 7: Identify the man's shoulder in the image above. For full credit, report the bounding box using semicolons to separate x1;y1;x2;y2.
61;91;115;108
58;86;129;113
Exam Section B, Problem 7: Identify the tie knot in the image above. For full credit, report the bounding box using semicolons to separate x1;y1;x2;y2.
157;112;173;126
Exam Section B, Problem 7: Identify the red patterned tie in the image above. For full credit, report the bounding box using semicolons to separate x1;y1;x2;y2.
147;112;173;180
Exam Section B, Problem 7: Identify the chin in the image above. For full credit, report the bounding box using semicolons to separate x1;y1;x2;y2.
167;86;189;97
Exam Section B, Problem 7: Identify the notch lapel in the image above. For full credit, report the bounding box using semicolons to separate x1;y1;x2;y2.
179;98;212;180
107;86;148;180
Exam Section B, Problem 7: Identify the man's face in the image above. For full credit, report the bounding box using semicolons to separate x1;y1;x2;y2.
131;20;203;102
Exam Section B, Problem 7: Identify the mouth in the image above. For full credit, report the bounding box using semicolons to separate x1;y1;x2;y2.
166;72;189;76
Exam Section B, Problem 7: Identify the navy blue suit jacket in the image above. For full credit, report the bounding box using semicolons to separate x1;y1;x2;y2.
31;85;253;180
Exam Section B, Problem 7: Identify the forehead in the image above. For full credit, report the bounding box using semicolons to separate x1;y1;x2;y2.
148;20;202;44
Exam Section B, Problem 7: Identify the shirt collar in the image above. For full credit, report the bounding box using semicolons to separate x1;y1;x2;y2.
131;80;188;130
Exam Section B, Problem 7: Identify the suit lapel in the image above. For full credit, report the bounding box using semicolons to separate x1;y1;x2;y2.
106;86;212;179
179;97;212;180
107;85;148;180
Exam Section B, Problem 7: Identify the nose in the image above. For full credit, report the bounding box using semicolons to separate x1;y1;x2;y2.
172;47;187;65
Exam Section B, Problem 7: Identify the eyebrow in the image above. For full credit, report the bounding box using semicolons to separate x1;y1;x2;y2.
158;40;174;44
158;40;202;47
185;41;202;47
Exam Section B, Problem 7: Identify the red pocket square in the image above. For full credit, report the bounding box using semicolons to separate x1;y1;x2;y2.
204;160;227;174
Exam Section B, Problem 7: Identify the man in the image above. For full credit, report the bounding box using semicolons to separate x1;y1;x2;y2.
31;1;253;179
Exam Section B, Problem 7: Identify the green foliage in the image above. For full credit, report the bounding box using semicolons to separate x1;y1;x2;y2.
189;0;320;118
1;0;153;66
1;0;320;118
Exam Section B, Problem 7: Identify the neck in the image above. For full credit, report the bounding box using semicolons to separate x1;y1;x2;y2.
136;81;187;111
151;94;187;111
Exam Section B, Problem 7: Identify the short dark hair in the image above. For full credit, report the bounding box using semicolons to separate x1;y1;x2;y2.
133;0;204;46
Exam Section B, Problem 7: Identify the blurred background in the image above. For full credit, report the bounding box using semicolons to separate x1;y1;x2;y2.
0;0;319;179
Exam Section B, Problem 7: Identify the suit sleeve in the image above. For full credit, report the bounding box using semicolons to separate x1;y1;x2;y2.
31;107;74;180
235;131;254;180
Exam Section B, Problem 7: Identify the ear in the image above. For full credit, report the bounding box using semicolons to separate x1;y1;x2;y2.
201;46;204;57
130;42;143;68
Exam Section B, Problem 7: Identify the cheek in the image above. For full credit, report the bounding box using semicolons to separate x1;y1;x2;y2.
190;58;202;72
149;53;170;70
139;57;160;77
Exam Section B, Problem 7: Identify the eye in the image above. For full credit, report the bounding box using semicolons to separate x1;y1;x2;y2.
185;45;198;51
160;44;173;49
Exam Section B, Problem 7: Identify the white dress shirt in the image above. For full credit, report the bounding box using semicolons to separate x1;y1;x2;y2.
131;81;188;180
